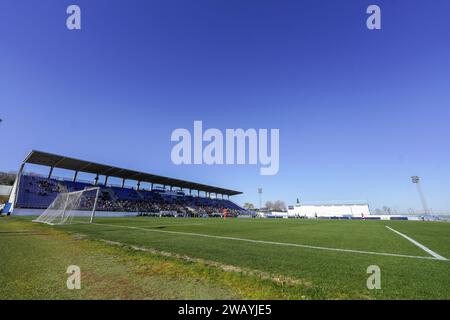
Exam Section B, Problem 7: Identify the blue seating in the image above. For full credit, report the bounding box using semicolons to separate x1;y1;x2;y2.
15;175;246;215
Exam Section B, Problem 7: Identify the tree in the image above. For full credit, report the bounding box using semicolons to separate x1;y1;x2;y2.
264;201;273;210
272;200;286;211
382;206;392;215
0;172;16;186
243;202;255;210
265;200;286;211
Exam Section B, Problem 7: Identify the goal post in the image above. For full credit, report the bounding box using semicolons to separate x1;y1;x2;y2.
90;187;101;224
33;187;101;225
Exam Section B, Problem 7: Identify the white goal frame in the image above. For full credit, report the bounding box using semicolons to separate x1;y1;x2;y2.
33;187;101;225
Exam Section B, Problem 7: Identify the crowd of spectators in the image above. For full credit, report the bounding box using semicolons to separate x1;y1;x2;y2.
81;194;243;217
20;175;247;217
22;176;66;196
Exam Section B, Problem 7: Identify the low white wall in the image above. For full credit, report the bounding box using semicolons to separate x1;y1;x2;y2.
0;185;12;196
268;211;288;218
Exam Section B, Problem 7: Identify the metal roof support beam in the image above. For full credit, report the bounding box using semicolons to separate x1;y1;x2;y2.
104;176;109;186
121;179;126;188
48;166;54;179
101;166;116;176
79;162;93;172
73;171;78;182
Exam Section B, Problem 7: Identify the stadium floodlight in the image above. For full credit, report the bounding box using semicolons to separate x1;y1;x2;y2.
257;188;262;210
33;187;101;225
411;176;430;215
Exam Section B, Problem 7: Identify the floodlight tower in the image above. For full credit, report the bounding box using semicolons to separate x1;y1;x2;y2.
411;176;430;215
257;188;263;210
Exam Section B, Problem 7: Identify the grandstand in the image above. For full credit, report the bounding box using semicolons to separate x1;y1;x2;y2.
4;150;248;217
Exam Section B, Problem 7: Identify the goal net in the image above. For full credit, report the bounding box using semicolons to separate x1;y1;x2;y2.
33;187;101;225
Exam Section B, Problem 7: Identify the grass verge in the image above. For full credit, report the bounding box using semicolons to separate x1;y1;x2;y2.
0;217;312;299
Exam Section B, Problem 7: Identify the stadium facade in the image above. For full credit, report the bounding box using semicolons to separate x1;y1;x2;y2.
287;201;371;218
4;150;248;217
286;202;426;221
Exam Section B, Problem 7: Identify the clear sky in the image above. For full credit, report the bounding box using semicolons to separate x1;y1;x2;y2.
1;0;450;213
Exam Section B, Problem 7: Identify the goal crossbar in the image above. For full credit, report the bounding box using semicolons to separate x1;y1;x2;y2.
62;187;100;196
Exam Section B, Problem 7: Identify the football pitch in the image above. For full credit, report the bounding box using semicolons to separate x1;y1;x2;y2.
1;216;449;299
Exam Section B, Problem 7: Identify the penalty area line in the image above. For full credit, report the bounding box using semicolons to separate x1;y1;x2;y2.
91;223;445;261
385;226;447;261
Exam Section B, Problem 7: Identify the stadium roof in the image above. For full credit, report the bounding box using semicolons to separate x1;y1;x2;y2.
22;150;242;196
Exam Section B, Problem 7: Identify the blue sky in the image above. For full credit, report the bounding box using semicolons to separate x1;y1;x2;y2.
1;0;450;212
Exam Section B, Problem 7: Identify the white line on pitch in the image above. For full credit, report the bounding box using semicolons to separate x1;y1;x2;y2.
385;226;447;261
129;223;205;228
91;223;446;261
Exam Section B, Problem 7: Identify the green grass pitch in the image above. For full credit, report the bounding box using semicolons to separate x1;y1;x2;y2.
1;216;449;299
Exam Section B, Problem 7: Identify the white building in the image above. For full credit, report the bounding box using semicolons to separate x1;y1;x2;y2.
0;185;12;196
287;201;370;218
